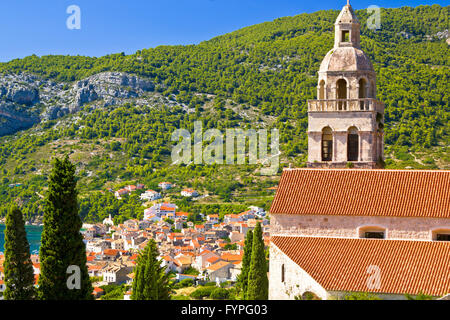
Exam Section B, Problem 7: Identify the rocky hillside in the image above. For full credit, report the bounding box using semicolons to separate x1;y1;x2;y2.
0;5;448;221
0;72;163;136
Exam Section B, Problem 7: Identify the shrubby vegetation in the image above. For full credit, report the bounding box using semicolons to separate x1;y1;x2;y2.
0;5;448;221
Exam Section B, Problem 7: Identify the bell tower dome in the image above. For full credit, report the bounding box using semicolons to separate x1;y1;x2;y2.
307;2;385;169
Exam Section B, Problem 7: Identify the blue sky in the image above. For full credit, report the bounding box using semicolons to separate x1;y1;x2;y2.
0;0;446;62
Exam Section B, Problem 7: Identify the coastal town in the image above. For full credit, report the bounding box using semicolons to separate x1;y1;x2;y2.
0;1;448;305
0;181;270;299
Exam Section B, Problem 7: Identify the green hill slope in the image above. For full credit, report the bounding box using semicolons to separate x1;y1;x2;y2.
0;5;448;222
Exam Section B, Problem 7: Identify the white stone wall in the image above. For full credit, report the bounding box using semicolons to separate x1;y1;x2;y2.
308;111;375;132
307;111;381;163
269;243;329;300
270;214;450;240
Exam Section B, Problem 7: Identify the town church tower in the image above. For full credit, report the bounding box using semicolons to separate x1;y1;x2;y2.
307;2;385;168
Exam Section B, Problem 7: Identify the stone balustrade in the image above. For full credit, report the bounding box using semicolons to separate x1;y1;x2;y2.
308;98;384;112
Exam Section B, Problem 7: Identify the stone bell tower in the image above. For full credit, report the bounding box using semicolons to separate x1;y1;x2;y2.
307;2;385;169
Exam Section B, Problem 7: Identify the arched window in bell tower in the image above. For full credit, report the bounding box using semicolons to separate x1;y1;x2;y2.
336;79;347;110
322;127;333;161
319;80;325;110
347;127;359;161
319;80;325;100
358;78;367;110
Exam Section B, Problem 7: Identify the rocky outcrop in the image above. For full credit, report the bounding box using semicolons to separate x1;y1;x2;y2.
0;74;40;106
0;103;39;136
70;72;155;111
0;87;39;105
0;72;157;136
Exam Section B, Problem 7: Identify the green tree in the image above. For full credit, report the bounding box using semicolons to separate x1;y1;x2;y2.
3;206;36;300
38;156;93;300
236;229;253;299
405;292;434;300
247;222;268;300
343;292;381;300
131;239;170;300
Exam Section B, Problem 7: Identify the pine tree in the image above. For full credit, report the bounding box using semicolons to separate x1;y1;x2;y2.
3;206;36;300
236;229;253;299
38;156;93;300
247;222;268;300
131;239;170;300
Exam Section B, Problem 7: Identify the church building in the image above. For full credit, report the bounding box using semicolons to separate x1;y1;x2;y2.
269;3;450;300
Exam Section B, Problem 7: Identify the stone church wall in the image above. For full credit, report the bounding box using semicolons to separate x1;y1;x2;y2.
270;214;450;240
269;243;329;300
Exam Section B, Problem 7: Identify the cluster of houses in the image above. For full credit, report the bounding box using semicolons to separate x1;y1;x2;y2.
113;181;200;201
0;177;268;299
81;204;269;298
0;205;268;299
114;184;145;199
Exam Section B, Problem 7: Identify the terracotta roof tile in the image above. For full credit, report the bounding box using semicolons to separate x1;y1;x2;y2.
272;236;450;296
270;169;450;218
207;261;232;272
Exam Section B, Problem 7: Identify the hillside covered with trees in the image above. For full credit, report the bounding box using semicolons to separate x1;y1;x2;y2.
0;5;448;222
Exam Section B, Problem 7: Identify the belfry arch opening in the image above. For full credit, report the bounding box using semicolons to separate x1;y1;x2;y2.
318;80;326;110
358;78;367;110
336;79;347;110
319;80;325;100
321;127;333;161
347;127;359;161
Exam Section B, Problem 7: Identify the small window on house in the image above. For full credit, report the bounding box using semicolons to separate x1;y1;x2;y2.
437;234;450;241
365;231;385;239
281;264;285;283
432;229;450;241
359;226;386;239
341;30;350;42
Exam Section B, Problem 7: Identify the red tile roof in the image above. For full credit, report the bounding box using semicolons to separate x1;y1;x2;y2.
103;249;120;256
221;253;243;262
207;256;220;264
270;169;450;218
160;205;176;211
207;261;232;272
272;236;450;297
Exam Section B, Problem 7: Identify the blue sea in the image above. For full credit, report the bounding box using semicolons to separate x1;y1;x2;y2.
0;224;43;255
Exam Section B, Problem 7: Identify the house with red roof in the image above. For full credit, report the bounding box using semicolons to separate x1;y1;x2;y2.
181;188;199;197
92;287;105;299
158;182;173;190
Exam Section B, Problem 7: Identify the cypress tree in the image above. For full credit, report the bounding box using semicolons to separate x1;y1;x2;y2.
38;156;93;300
3;206;36;300
236;229;253;299
131;239;170;300
247;222;268;300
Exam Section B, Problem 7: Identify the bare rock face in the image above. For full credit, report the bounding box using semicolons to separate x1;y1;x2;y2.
1;87;40;105
0;71;156;136
70;72;155;111
75;84;99;107
0;103;39;136
0;74;40;106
